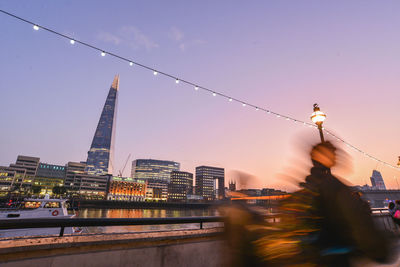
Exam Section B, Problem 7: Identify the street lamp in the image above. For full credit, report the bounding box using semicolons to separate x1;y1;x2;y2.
311;103;326;142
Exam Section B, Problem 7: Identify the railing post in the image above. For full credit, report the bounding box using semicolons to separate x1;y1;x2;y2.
59;226;65;237
200;222;203;229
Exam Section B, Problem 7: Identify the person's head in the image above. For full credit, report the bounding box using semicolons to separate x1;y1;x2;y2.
310;141;337;168
389;202;395;210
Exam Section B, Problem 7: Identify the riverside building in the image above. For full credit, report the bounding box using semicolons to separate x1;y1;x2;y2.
195;166;225;201
168;171;193;202
107;176;146;202
65;162;109;199
131;159;180;183
9;155;40;187
33;163;66;195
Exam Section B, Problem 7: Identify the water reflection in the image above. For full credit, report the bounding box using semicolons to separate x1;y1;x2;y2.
75;208;219;234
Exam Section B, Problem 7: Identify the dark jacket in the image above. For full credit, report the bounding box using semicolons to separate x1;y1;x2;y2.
304;162;390;263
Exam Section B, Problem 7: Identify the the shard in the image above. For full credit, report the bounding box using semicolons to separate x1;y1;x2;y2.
85;75;119;175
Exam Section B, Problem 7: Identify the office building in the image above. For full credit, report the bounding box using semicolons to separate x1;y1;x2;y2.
228;180;236;191
0;169;17;194
9;155;40;187
195;166;225;201
85;75;119;176
131;159;180;183
33;163;66;195
168;171;193;202
107;176;146;202
370;170;386;190
65;161;109;199
145;179;168;201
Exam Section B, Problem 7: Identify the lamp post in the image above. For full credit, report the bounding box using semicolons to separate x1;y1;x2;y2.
310;103;326;143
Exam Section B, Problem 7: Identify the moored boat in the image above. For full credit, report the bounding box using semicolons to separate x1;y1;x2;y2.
0;195;73;238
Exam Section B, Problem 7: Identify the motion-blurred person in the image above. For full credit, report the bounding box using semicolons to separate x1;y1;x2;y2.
388;201;396;217
255;141;391;266
389;201;400;225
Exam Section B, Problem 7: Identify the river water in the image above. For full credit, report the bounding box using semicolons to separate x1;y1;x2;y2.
74;208;220;233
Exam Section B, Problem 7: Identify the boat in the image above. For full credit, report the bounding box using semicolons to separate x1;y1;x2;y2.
0;195;75;238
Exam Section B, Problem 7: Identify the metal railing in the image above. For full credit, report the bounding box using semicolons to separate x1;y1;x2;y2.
0;211;396;239
0;216;224;237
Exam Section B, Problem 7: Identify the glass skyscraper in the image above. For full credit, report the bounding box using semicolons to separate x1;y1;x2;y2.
370;170;386;190
85;75;119;176
131;159;180;183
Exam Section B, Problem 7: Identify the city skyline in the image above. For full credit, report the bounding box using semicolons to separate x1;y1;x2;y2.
1;1;400;191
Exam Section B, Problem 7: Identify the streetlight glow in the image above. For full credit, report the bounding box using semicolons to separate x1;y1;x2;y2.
311;110;326;124
311;103;326;142
33;25;39;31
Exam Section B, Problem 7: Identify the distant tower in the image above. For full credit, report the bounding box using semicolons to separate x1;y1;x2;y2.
229;180;236;191
370;170;386;190
85;75;119;175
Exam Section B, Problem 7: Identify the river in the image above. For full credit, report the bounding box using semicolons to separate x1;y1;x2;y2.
74;208;220;233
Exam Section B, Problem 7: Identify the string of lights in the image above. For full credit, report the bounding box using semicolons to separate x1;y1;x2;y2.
1;9;399;171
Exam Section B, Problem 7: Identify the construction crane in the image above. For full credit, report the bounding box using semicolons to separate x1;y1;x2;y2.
118;153;131;177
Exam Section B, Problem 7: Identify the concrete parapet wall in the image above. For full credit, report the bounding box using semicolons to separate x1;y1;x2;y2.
0;228;226;267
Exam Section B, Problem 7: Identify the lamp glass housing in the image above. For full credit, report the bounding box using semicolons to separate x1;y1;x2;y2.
311;111;326;124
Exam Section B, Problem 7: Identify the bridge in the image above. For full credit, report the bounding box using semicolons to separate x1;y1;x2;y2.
0;211;399;267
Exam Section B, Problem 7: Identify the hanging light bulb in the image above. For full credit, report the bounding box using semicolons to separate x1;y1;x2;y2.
256;107;259;111
242;103;246;107
176;79;180;84
229;98;233;102
101;51;106;57
153;71;158;75
70;39;75;44
212;92;217;96
195;86;199;90
129;62;133;66
33;25;39;31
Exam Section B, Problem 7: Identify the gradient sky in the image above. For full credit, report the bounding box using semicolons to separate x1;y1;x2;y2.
1;1;400;191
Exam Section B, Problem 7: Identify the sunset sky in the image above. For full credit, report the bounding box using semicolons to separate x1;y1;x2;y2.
1;1;400;191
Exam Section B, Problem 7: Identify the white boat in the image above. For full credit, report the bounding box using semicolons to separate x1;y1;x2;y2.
0;195;75;238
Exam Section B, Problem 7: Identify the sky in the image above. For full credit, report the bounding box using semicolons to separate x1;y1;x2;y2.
1;1;400;191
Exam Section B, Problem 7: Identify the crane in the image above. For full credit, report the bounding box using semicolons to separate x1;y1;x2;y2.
118;153;131;177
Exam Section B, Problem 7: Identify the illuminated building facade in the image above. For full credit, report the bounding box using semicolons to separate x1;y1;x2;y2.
65;161;109;199
145;179;168;201
131;159;180;183
168;171;193;202
85;75;119;176
107;176;146;202
33;163;66;195
9;155;40;187
195;166;225;201
0;169;17;194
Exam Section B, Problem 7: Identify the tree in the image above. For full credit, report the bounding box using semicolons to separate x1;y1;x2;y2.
59;186;67;196
52;186;61;196
31;185;41;195
52;186;67;198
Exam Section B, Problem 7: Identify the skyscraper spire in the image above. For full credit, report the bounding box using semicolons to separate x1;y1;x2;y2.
85;75;119;175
